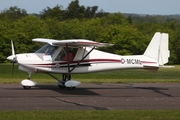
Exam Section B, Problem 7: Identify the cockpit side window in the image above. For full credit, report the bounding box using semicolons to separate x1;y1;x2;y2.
54;48;65;61
55;47;78;61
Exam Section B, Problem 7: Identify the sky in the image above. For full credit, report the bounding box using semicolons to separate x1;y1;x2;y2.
0;0;180;15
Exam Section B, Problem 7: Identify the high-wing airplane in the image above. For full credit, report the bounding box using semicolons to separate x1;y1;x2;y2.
7;32;170;90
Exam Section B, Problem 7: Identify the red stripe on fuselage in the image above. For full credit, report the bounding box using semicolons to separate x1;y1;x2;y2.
28;59;157;67
30;59;121;66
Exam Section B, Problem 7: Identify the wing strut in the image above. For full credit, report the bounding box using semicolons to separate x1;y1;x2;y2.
70;46;95;73
60;45;96;80
65;43;71;80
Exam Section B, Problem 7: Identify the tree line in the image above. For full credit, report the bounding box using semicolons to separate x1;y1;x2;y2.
0;0;180;64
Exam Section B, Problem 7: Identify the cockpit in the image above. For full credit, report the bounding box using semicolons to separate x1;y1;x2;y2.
35;44;78;62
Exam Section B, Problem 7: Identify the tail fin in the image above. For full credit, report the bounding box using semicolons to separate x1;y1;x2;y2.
143;32;170;66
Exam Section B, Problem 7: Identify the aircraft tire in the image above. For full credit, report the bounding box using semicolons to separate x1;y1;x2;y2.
23;86;31;89
58;85;66;89
67;87;75;90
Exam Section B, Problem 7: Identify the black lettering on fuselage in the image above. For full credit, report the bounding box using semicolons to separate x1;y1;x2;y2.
127;59;131;64
121;58;141;64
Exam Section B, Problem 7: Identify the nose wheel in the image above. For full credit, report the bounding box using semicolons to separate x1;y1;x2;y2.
21;73;37;89
23;86;31;89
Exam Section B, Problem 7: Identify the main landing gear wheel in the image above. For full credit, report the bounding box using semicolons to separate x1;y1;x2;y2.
48;73;81;90
58;74;71;90
23;86;31;89
58;85;66;89
58;85;75;90
67;87;76;90
58;83;76;90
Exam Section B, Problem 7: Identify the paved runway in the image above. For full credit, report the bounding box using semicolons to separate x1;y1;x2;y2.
0;83;180;111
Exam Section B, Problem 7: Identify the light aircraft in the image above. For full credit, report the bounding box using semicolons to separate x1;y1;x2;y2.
7;32;170;90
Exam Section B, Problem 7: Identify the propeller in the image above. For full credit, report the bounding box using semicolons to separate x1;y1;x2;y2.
7;40;16;62
7;40;17;79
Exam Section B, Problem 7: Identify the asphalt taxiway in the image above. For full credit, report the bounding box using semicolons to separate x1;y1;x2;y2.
0;83;180;110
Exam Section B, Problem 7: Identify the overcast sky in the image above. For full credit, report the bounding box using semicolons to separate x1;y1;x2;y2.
0;0;180;15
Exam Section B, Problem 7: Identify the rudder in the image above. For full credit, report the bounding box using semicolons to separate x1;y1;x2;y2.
143;32;170;66
158;33;170;65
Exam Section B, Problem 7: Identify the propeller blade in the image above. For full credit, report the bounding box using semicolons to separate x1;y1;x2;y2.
7;40;17;62
11;40;15;56
7;40;16;80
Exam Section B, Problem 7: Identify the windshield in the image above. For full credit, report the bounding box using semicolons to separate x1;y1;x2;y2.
35;44;58;55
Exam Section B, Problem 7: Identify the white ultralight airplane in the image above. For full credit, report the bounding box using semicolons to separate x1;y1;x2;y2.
7;32;170;90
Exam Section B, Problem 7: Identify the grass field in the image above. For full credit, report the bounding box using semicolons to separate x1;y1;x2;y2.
0;110;180;120
0;64;180;120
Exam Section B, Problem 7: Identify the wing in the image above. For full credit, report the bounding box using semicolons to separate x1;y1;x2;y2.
32;38;113;47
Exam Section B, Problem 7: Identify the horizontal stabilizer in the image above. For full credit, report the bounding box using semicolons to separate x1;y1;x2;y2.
159;66;174;68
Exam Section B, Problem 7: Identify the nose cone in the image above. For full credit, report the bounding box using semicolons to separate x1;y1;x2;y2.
7;55;16;62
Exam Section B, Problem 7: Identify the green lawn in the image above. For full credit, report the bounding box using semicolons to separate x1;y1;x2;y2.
0;110;180;120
